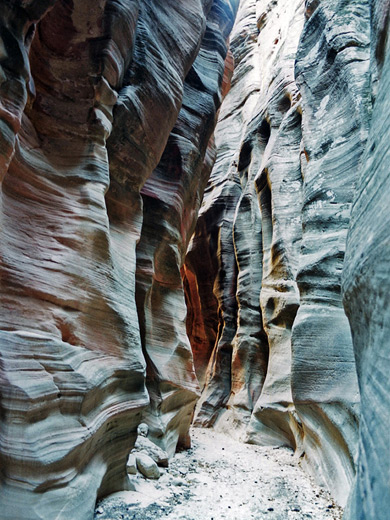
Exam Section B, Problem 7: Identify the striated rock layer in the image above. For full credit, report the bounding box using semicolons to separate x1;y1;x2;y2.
184;0;389;510
135;0;238;456
185;0;308;444
0;1;237;519
342;1;390;517
290;0;370;503
1;0;390;517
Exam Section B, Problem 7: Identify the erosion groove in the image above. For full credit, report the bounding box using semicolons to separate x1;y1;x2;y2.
184;0;389;516
0;0;389;519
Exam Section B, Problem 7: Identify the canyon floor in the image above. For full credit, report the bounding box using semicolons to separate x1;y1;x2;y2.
95;428;343;520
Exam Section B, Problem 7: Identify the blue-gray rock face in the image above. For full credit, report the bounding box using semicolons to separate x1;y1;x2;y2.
184;0;390;512
342;1;390;518
291;0;370;503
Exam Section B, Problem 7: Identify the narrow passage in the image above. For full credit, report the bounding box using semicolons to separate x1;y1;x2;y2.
95;428;343;520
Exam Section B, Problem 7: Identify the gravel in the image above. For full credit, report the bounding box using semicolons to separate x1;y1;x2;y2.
95;428;343;520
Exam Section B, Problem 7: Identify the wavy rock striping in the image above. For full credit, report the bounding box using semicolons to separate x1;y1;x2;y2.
186;0;260;429
184;0;382;508
342;2;390;517
290;0;371;504
0;1;237;519
246;0;304;449
0;1;56;179
135;0;238;457
1;3;148;518
187;0;306;440
1;0;390;516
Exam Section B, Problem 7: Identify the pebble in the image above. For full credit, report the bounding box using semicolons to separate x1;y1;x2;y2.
94;428;344;520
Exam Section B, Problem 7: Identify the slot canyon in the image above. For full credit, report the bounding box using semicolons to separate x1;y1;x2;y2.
0;0;389;519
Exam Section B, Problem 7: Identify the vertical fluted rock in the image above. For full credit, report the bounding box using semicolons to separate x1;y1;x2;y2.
0;3;149;518
135;0;239;455
0;1;237;518
0;0;56;178
188;0;306;441
186;0;259;429
342;2;390;518
291;0;371;504
184;0;382;508
245;0;304;448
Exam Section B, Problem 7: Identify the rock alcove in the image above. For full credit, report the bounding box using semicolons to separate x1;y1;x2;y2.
0;1;389;519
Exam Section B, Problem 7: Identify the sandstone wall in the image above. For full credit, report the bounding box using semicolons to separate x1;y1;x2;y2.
184;0;307;437
342;1;390;518
184;0;389;510
135;0;238;457
1;0;390;516
0;1;237;518
291;0;370;502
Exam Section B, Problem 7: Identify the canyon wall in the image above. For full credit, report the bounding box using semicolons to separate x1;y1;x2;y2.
1;0;390;518
184;0;389;512
342;1;390;518
0;1;237;519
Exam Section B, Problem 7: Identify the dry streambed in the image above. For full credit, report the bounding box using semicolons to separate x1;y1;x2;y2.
95;428;343;520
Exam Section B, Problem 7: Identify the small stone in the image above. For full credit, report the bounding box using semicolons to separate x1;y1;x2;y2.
96;506;104;514
126;453;137;475
171;477;186;486
136;453;161;479
137;423;149;437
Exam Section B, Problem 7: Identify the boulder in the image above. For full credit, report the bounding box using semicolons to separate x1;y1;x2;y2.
132;423;169;467
136;453;161;480
126;453;137;475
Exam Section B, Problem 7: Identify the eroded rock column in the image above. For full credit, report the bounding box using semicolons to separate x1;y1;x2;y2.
291;0;370;504
184;0;371;507
135;0;239;456
0;1;237;518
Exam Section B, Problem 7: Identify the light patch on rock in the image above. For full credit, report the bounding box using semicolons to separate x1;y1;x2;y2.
126;453;137;475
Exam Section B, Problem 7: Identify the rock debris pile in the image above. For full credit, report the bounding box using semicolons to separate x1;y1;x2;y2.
128;423;169;479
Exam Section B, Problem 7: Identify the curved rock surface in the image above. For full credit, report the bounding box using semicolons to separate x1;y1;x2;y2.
342;2;390;517
186;0;263;430
135;0;238;456
1;0;390;517
184;0;389;511
0;1;237;519
186;0;307;443
290;0;369;503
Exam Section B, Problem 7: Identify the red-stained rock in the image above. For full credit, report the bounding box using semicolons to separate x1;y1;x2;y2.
0;1;238;519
